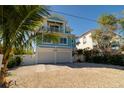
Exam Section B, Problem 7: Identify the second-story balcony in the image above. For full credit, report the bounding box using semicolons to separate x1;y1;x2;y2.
41;25;72;34
47;26;64;33
41;26;64;33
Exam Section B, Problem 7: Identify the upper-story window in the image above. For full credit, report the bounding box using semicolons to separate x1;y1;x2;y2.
47;21;63;32
60;38;67;44
49;25;59;32
83;36;87;44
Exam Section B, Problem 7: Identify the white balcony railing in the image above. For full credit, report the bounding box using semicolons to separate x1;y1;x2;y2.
47;27;64;32
41;26;71;33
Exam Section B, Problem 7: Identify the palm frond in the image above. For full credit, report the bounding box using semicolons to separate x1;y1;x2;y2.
0;5;50;53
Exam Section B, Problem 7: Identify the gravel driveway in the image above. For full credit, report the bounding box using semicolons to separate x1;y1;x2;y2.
8;63;124;88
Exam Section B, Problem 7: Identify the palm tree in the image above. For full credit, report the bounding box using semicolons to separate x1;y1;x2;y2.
91;29;103;50
98;14;117;31
118;12;124;47
96;14;117;54
0;5;51;87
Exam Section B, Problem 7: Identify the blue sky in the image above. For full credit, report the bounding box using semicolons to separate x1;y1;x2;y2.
50;5;124;36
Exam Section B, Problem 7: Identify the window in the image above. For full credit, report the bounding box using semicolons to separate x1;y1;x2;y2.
47;21;63;32
83;36;86;44
49;25;59;32
60;38;67;44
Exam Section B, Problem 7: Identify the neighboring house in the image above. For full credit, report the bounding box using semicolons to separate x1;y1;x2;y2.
111;34;122;50
36;14;76;63
76;30;94;50
76;30;122;50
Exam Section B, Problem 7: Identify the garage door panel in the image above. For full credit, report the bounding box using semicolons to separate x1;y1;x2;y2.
37;49;55;63
56;52;72;63
37;47;72;63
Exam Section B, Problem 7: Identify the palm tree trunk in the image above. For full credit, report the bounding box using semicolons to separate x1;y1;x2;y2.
0;48;11;87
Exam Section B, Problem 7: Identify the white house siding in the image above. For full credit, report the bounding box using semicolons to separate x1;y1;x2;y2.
0;54;36;66
36;47;73;63
20;55;36;65
76;33;94;50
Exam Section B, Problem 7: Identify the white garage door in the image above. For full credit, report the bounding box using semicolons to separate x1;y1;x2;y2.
36;47;72;63
56;49;72;63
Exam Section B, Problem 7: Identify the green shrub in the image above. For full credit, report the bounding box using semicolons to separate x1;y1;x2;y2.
7;56;23;68
102;55;110;64
108;55;124;66
88;54;124;66
91;56;104;63
15;56;22;66
7;57;16;68
85;52;124;66
75;48;124;66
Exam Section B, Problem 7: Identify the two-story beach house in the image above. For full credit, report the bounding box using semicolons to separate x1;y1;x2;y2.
36;14;76;63
76;30;122;50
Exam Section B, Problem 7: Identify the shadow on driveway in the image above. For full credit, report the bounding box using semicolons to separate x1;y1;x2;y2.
9;62;124;71
42;62;124;70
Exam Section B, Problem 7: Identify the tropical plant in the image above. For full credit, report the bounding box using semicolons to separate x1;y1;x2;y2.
15;56;23;66
0;5;51;87
98;14;117;31
118;18;124;30
7;57;16;68
36;32;60;45
7;56;22;68
118;12;124;45
13;47;34;55
91;29;103;49
91;14;118;55
76;49;83;62
118;10;124;32
121;45;124;51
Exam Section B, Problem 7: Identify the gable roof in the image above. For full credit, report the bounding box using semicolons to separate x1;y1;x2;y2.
78;30;95;38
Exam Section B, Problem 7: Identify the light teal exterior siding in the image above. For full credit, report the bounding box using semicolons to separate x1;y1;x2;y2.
37;14;76;49
68;38;76;48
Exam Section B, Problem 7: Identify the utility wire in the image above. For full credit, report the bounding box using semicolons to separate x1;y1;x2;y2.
48;9;98;23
